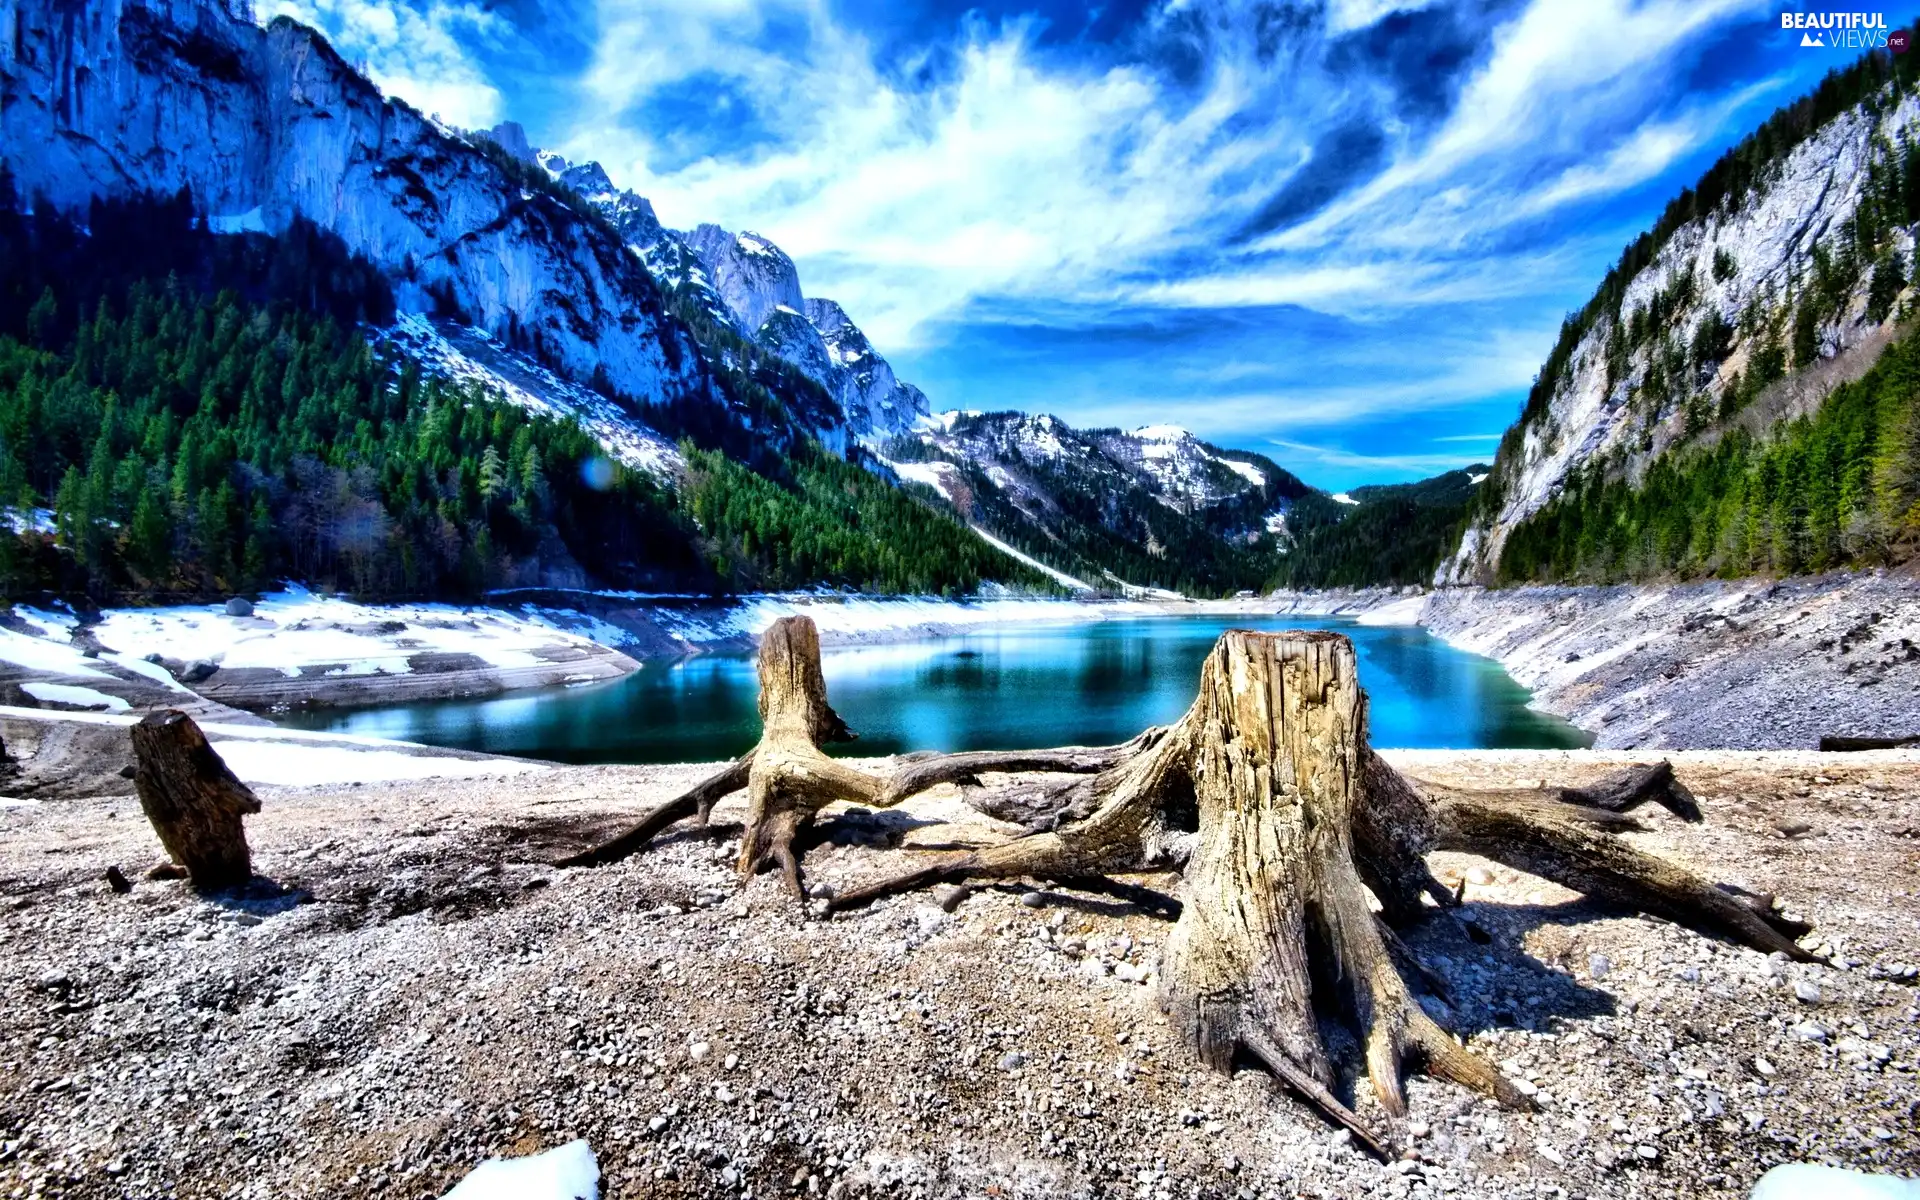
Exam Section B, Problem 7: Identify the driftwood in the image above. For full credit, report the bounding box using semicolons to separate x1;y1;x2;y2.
1819;734;1920;751
566;618;1818;1149
129;710;260;891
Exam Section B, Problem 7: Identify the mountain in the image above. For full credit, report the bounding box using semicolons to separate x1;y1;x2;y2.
0;1;707;419
1274;466;1488;589
875;413;1305;594
0;0;1446;604
512;132;931;443
1447;45;1920;585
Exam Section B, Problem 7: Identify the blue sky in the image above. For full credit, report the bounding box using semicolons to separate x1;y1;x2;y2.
262;0;1903;488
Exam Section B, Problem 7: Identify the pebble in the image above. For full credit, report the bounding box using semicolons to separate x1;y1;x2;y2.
1793;979;1821;1004
806;882;835;901
1589;954;1612;980
999;1051;1028;1071
689;1041;712;1063
1465;867;1495;886
1635;1145;1659;1162
1753;1056;1777;1078
648;1116;669;1134
933;884;970;913
1791;1021;1829;1042
1019;891;1047;909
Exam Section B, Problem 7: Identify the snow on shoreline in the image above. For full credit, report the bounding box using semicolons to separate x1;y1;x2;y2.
87;586;618;678
0;705;546;785
641;592;1282;645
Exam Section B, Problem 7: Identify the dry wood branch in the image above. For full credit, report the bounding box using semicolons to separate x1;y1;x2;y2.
129;711;260;891
1425;785;1818;960
555;755;753;869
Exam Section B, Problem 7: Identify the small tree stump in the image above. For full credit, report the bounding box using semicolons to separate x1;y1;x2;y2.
129;711;260;891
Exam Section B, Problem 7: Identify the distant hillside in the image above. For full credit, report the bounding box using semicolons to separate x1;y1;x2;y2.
1271;467;1489;589
1451;36;1920;586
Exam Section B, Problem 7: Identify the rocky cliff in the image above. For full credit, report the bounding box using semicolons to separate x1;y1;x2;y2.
1445;77;1920;584
0;0;707;413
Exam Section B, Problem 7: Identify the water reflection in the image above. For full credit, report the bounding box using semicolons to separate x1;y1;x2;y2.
278;616;1590;763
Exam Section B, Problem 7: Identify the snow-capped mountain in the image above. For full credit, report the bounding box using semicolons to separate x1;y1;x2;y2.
498;127;932;442
0;2;704;416
1444;80;1920;584
876;412;1308;593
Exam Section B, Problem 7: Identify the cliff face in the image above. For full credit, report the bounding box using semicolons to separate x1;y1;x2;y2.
1443;90;1920;585
0;0;705;410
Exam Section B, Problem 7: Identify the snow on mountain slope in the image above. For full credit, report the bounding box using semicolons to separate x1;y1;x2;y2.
877;411;1308;591
1444;86;1920;584
383;315;683;477
682;225;808;338
1093;425;1280;515
0;1;705;413
806;299;931;439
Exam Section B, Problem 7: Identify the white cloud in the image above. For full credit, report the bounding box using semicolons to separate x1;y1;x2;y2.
543;0;1784;352
260;0;508;127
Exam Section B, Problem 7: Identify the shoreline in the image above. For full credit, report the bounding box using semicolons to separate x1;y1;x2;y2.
0;574;1914;752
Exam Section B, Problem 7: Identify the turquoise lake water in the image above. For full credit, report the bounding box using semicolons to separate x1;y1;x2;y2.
278;615;1590;763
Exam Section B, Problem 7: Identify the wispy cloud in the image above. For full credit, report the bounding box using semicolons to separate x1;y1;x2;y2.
260;0;509;126
264;0;1835;485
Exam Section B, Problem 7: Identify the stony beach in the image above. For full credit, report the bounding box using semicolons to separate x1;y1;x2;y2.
1;744;1916;1199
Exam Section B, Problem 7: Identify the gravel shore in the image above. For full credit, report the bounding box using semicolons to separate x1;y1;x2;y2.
2;747;1916;1199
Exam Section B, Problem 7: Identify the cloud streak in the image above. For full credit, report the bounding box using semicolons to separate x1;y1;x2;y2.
262;0;1841;486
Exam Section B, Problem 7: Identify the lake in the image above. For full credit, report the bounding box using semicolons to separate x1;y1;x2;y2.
276;616;1590;762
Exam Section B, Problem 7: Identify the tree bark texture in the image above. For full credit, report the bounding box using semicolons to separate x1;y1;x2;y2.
129;710;260;891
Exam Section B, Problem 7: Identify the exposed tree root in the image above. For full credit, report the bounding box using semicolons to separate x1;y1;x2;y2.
567;616;1819;1150
824;628;1818;1149
558;617;1134;894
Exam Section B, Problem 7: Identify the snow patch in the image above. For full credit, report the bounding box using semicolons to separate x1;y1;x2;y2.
90;586;611;676
0;625;109;678
386;315;682;478
1331;493;1360;506
21;682;129;712
206;207;267;234
967;527;1094;592
1221;458;1266;487
442;1139;599;1200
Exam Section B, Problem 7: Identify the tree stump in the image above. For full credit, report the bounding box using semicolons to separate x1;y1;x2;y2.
561;622;1818;1149
559;616;1137;893
828;629;1816;1147
129;711;260;891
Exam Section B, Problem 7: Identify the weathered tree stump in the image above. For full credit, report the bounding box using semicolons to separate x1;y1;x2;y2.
129;710;260;891
560;616;1134;895
825;629;1815;1147
564;621;1818;1149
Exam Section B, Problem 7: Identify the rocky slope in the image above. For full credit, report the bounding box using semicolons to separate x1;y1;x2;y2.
875;413;1307;592
517;132;931;442
2;744;1916;1198
1419;569;1920;751
1445;77;1920;584
0;0;707;416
